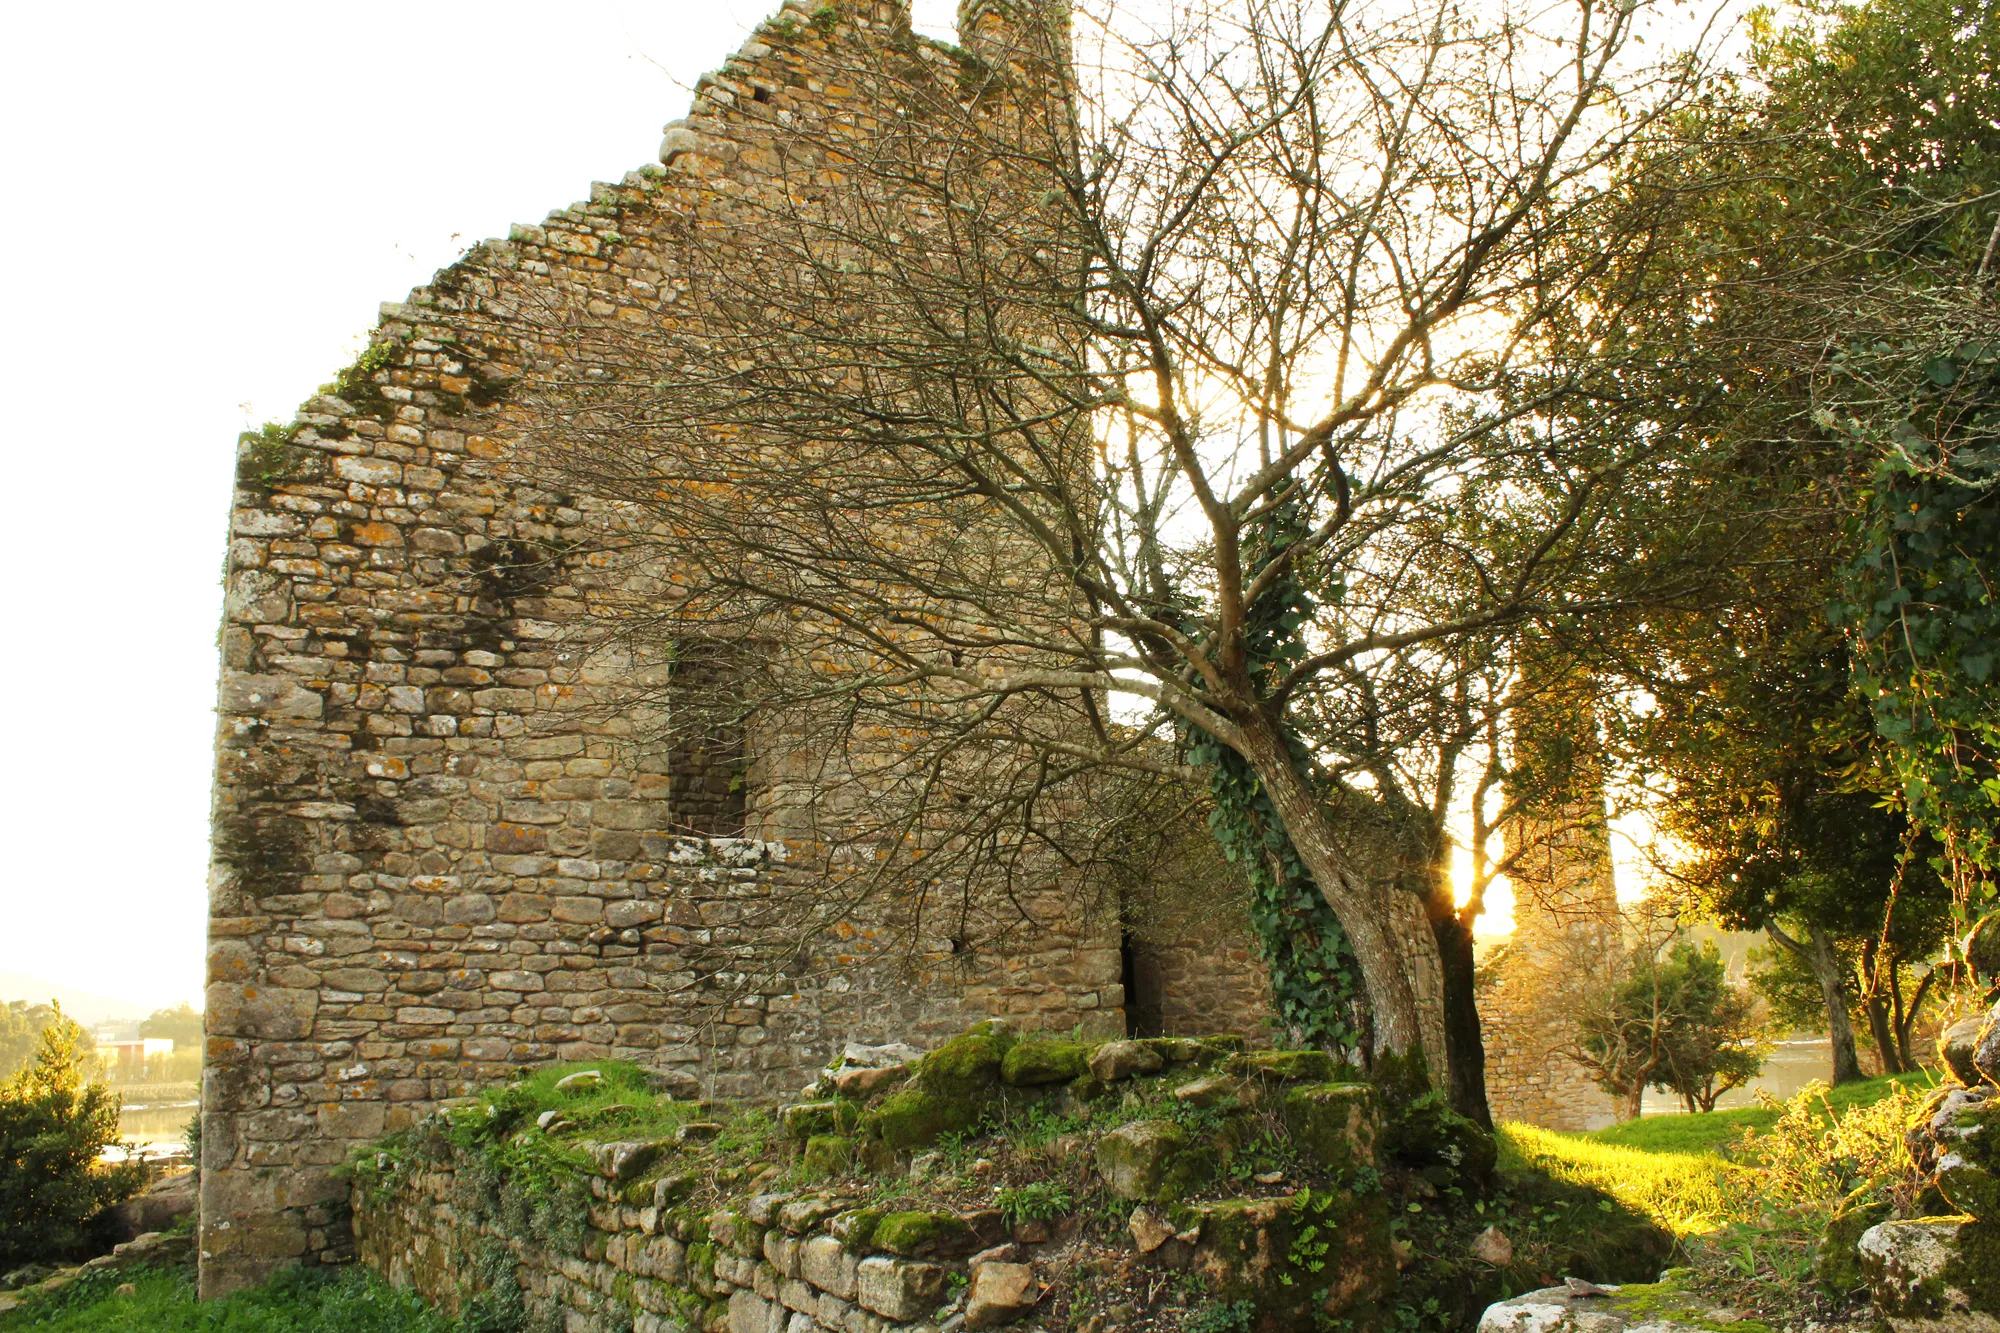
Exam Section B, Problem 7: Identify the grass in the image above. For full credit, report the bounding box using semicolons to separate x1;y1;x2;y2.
0;1263;452;1332
1578;1072;1938;1157
1498;1123;1752;1237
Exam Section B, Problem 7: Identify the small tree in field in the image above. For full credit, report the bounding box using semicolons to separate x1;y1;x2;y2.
0;1004;145;1266
1572;939;1766;1118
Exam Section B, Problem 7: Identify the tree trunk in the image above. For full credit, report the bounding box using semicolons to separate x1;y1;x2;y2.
1242;721;1439;1071
1860;937;1901;1075
1619;1082;1644;1122
1427;880;1494;1128
1768;922;1864;1085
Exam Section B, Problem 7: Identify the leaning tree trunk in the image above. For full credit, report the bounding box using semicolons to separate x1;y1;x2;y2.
1768;922;1865;1085
1240;722;1447;1075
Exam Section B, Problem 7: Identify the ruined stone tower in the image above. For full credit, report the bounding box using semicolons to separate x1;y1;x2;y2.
199;0;1291;1298
1476;686;1623;1130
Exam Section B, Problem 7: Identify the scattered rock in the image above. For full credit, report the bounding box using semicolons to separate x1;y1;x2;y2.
1472;1226;1514;1266
1012;1219;1050;1245
965;1261;1039;1329
553;1070;602;1093
832;1064;909;1098
1253;1171;1285;1185
971;1242;1023;1266
909;1151;943;1182
676;1121;723;1143
115;1283;136;1299
1088;1040;1165;1083
1129;1207;1174;1254
536;1110;574;1133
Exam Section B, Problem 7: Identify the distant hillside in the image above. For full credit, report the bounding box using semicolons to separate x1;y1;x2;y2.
0;971;153;1026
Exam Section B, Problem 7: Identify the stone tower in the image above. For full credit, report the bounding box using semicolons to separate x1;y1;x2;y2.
195;0;1258;1298
1477;687;1624;1129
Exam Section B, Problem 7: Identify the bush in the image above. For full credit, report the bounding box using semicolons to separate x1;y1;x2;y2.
0;1005;145;1266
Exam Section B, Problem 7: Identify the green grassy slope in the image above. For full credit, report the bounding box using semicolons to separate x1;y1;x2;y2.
1578;1072;1937;1157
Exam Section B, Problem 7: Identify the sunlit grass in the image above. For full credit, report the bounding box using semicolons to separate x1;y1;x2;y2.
1498;1123;1754;1237
1581;1072;1937;1157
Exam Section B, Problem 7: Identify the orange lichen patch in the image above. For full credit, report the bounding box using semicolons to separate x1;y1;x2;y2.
466;434;505;459
350;523;405;548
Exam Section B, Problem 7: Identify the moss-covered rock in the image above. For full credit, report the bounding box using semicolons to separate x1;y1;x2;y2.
873;1209;975;1258
782;1100;860;1142
832;1207;883;1254
861;1088;965;1150
1815;1206;1889;1295
1186;1190;1393;1332
1001;1040;1091;1086
1378;1089;1496;1193
1233;1049;1343;1082
913;1028;1013;1099
802;1135;856;1178
1858;1216;2000;1332
1283;1082;1377;1177
1095;1119;1217;1203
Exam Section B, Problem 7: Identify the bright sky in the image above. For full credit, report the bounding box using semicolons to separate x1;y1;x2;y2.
0;0;964;1014
0;0;1732;1015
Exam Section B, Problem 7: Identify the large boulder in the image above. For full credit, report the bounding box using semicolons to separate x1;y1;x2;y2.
1859;1216;2000;1333
1095;1120;1214;1203
1479;1280;1733;1333
1188;1191;1392;1332
1282;1083;1376;1178
108;1170;195;1243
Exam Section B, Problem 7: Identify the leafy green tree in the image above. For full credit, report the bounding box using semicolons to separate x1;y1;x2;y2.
1574;940;1767;1117
0;1002;93;1083
1646;942;1769;1114
0;1004;145;1265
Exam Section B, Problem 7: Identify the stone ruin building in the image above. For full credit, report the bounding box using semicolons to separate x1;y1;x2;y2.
199;0;1616;1298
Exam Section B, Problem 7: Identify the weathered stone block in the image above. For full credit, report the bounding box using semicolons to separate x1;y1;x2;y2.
855;1256;946;1322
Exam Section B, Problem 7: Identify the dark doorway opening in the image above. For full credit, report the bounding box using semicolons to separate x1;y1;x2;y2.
1120;930;1166;1038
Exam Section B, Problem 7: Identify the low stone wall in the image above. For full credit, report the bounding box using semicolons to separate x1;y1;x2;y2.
350;1025;1415;1333
358;1164;969;1333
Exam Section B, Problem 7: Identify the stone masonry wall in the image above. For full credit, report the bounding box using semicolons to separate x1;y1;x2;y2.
201;0;1123;1299
1477;800;1621;1132
358;1154;966;1333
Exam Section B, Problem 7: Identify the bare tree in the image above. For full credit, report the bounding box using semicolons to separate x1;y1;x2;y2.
512;0;1720;1074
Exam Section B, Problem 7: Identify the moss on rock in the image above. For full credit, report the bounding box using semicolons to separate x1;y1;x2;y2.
873;1209;975;1258
783;1100;860;1142
1001;1040;1091;1086
1234;1049;1344;1082
1283;1082;1377;1177
802;1135;856;1178
1096;1119;1217;1203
